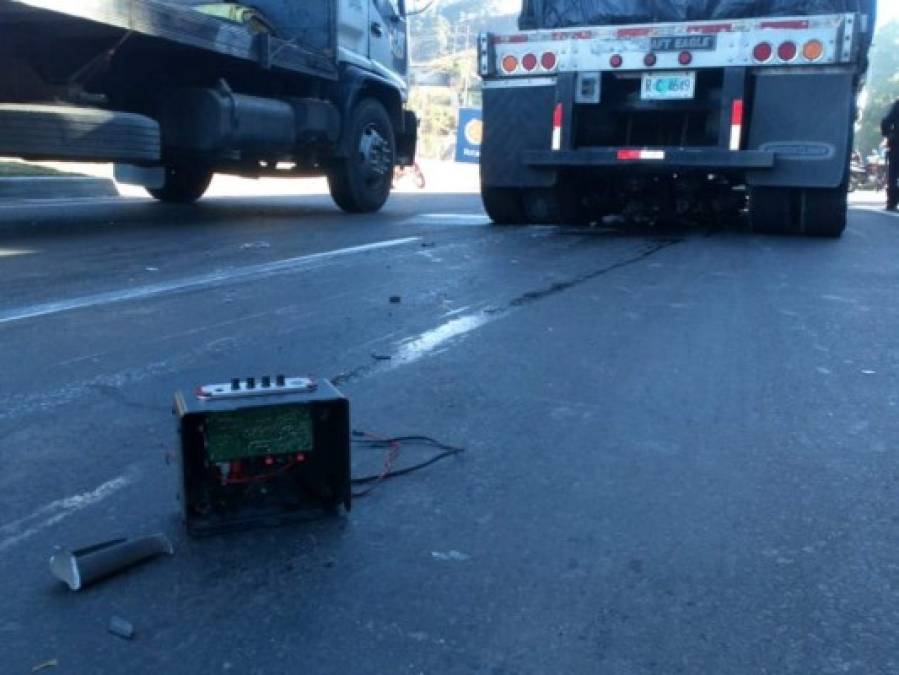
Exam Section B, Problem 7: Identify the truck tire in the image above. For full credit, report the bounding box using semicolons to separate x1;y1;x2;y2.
0;104;160;163
749;187;796;235
520;185;589;225
147;165;213;204
523;189;560;224
328;98;395;213
482;187;524;224
798;186;847;238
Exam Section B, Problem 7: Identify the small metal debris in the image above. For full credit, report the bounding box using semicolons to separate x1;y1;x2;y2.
240;240;271;250
32;659;58;672
431;550;470;562
145;266;159;272
389;295;402;304
108;616;135;640
371;353;392;361
50;534;173;591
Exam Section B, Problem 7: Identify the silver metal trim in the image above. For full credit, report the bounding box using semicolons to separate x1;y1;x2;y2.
483;77;556;89
197;377;317;400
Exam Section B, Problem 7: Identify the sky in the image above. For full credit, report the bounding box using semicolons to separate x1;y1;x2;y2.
879;1;899;26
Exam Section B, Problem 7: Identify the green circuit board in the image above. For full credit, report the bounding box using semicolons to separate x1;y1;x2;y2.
205;406;314;462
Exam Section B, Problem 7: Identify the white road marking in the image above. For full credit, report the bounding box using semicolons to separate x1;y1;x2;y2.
0;237;420;325
0;474;133;554
0;197;137;209
405;213;489;227
390;313;492;366
0;247;36;258
851;205;899;218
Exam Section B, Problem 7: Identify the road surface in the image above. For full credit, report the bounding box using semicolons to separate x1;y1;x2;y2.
1;192;899;674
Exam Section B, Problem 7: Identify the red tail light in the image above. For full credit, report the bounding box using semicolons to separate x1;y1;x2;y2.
753;42;773;62
522;53;537;71
644;52;657;67
778;41;797;61
541;52;557;70
610;54;623;68
678;51;693;65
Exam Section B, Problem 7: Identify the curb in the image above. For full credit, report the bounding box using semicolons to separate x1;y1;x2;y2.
0;176;119;201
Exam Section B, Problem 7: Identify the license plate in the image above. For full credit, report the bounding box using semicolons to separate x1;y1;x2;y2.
641;72;696;101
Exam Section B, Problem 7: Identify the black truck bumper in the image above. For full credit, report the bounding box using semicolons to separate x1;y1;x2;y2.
523;148;774;170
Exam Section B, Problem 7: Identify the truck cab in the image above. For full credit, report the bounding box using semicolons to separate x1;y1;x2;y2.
0;0;418;213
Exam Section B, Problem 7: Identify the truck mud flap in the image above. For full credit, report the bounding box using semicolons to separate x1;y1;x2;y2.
482;83;557;189
747;71;854;190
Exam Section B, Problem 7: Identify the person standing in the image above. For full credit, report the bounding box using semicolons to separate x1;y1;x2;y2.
880;99;899;210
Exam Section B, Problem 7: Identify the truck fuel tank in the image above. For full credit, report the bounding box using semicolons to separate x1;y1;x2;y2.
160;86;339;157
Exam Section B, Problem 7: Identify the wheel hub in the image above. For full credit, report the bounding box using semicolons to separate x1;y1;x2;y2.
359;124;392;185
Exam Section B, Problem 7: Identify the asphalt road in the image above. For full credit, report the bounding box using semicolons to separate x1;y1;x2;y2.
2;192;899;674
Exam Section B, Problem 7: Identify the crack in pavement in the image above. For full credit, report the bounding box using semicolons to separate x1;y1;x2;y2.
333;237;683;387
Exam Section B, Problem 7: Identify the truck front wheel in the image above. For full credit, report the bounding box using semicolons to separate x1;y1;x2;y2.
328;98;395;214
147;165;212;204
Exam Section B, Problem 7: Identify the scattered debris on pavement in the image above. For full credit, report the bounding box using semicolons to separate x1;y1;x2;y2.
431;550;470;562
31;659;58;672
389;295;402;304
49;534;173;591
108;616;135;640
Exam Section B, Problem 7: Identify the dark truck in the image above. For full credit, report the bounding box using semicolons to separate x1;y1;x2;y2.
0;0;417;212
478;0;875;236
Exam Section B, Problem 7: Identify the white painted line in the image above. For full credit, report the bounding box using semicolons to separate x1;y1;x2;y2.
0;197;138;209
0;474;133;554
0;237;420;325
0;247;36;258
420;213;487;220
852;205;899;218
404;213;489;227
390;313;492;366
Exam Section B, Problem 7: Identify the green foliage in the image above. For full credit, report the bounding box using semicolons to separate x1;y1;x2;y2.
858;21;899;154
407;0;515;157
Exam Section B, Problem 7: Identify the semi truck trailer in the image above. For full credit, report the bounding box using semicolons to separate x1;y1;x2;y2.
0;0;417;213
478;0;875;236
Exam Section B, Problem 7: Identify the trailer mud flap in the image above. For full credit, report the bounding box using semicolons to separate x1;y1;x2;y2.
482;83;558;189
747;71;854;190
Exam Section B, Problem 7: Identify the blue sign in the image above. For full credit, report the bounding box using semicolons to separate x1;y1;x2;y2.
455;108;482;164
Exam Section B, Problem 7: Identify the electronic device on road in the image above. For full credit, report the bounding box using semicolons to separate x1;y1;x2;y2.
173;376;350;535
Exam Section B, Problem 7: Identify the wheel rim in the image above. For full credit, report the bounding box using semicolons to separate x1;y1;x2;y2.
358;123;393;191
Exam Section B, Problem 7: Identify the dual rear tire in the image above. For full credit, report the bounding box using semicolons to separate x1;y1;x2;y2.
749;185;847;238
482;184;590;225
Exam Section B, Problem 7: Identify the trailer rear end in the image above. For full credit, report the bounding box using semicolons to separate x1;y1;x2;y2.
478;4;874;236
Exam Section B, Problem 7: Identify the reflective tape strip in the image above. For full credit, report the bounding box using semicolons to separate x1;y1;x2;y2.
482;77;556;89
552;102;563;151
730;99;744;151
617;149;666;161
